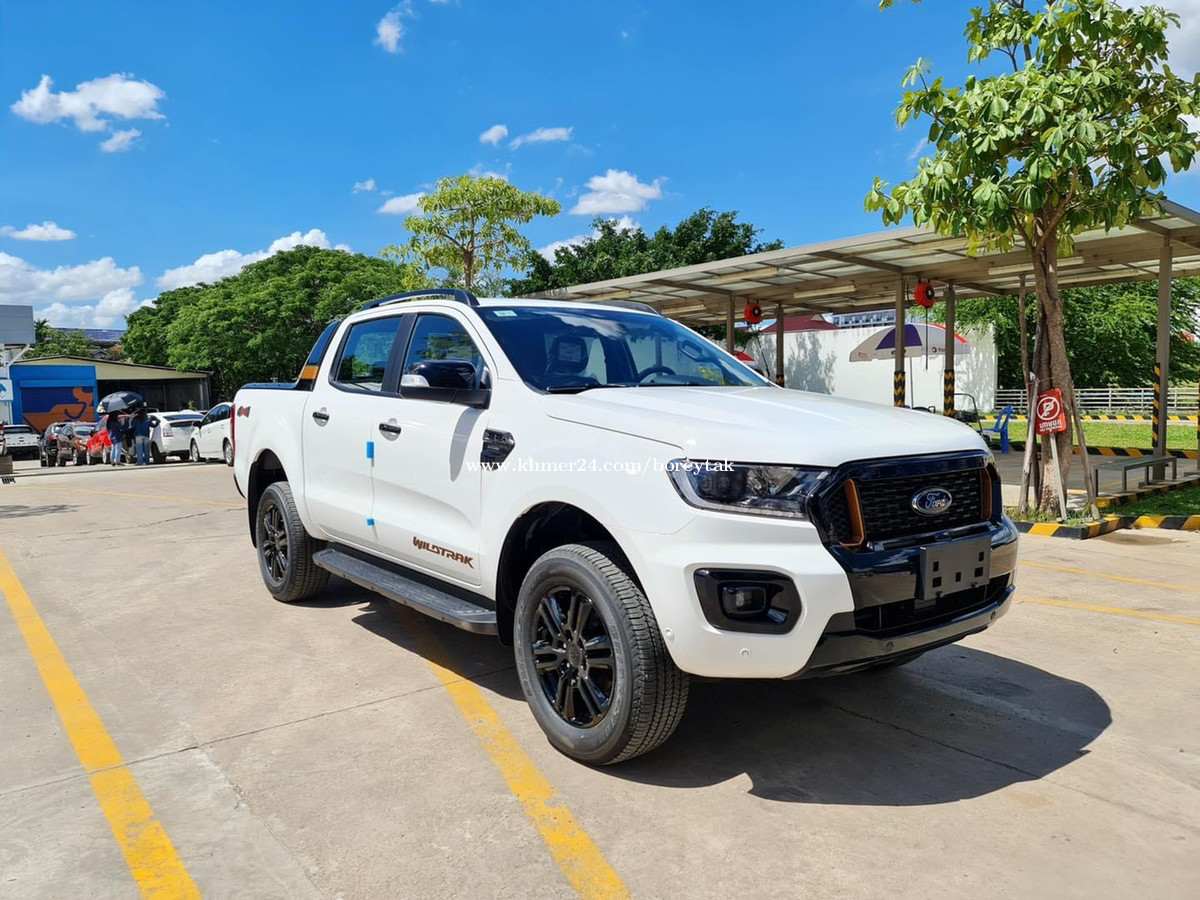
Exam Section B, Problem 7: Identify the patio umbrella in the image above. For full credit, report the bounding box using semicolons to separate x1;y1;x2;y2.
96;390;144;414
848;323;972;361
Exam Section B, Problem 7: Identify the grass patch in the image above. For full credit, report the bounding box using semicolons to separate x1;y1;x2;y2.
1109;483;1200;517
1004;506;1095;526
1003;421;1196;450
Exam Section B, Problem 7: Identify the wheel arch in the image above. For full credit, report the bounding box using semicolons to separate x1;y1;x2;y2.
494;502;640;645
247;449;289;546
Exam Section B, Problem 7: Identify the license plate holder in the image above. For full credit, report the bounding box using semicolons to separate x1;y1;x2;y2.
919;535;991;602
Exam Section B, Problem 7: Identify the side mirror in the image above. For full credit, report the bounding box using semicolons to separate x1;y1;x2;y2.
401;361;490;409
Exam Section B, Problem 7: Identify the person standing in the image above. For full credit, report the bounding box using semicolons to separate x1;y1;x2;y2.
105;413;123;465
132;409;152;466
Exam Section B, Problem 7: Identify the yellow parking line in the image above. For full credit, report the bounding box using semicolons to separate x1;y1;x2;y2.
416;625;630;900
15;482;243;509
0;549;200;898
1022;559;1200;596
1023;594;1200;626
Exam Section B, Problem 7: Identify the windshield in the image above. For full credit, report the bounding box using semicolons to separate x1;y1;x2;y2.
5;425;34;434
479;306;769;392
75;425;95;434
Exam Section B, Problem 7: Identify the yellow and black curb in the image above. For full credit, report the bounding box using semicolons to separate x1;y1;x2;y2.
1007;441;1198;460
1095;474;1200;510
1015;513;1200;539
984;413;1197;423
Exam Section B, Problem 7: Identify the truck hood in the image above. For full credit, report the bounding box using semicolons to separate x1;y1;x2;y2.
545;386;988;467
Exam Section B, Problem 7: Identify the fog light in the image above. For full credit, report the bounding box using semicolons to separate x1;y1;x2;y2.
721;585;769;618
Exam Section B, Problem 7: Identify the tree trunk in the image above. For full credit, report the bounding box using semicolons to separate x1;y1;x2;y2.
1030;239;1078;513
1016;284;1035;515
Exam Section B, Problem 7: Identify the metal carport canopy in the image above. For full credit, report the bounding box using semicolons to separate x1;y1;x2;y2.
528;198;1200;324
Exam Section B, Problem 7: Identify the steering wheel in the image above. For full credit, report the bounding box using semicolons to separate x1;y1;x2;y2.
635;365;676;382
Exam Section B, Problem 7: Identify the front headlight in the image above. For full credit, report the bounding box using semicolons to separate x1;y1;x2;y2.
667;459;830;520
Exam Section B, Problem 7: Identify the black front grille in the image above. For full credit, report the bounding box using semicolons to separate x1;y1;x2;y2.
817;456;989;546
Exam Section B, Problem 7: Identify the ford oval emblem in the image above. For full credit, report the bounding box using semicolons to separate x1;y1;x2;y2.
911;487;953;516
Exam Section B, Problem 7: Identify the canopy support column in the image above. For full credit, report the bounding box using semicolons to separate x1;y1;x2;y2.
726;296;735;353
1154;236;1172;475
943;282;956;416
893;276;906;407
775;302;785;386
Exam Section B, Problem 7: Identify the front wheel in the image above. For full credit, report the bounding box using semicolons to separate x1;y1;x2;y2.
514;542;689;765
255;481;329;603
151;443;165;464
223;439;233;466
190;441;201;463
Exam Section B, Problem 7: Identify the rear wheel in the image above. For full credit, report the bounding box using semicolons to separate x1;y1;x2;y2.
223;439;233;466
255;481;329;603
190;441;201;463
151;442;165;464
74;450;84;466
514;542;688;765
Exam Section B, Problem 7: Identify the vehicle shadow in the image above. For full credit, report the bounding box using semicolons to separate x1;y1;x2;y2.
610;647;1111;805
0;503;80;518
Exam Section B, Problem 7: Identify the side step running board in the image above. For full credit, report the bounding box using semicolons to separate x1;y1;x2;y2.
313;548;498;635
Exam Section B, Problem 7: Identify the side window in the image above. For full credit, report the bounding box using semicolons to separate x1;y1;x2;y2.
333;317;404;392
402;314;485;389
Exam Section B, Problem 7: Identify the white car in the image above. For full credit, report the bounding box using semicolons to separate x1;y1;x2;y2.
1;423;39;459
150;411;203;463
189;403;233;465
233;290;1017;765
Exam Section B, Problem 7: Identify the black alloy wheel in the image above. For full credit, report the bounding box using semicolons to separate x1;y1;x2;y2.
531;586;615;728
260;500;289;584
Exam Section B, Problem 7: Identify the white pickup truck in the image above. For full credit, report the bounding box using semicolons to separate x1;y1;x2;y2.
233;290;1018;764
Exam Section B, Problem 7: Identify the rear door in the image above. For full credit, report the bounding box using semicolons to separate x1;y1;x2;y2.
371;311;489;586
301;313;409;547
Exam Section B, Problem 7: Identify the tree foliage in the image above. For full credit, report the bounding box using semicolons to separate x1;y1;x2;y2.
866;0;1200;511
381;174;560;294
124;247;428;399
24;320;98;359
513;208;784;295
939;278;1200;389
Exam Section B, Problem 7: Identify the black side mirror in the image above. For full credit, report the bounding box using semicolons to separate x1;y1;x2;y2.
401;360;490;409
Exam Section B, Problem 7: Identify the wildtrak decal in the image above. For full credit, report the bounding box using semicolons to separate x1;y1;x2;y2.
413;536;475;568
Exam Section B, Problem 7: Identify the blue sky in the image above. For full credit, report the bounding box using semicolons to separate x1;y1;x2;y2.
2;0;1198;328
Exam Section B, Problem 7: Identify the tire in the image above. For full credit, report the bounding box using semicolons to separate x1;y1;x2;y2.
223;439;233;466
255;481;329;603
40;453;47;468
57;453;67;467
513;542;689;765
190;441;201;463
74;450;84;466
151;442;165;464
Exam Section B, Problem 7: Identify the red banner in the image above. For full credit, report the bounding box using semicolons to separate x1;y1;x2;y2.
1035;389;1068;436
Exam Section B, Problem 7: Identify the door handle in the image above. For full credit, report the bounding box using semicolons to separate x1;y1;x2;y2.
312;410;330;423
378;422;402;435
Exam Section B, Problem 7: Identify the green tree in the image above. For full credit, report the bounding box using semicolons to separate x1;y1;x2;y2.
382;174;560;294
866;0;1200;511
513;208;783;295
138;247;426;398
941;278;1200;391
123;285;206;367
24;320;98;359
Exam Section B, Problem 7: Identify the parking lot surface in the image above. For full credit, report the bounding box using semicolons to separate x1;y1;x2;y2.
1;459;1197;899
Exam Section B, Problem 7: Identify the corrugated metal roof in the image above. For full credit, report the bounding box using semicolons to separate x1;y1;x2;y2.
531;200;1200;325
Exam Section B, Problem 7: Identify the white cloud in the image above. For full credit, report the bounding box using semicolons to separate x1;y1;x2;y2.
906;136;929;163
353;177;377;193
537;216;638;260
510;126;573;149
0;221;76;241
468;161;511;180
99;127;141;153
156;229;345;290
377;192;425;215
570;169;664;215
1116;0;1200;75
37;289;143;329
375;2;413;53
479;123;508;146
0;252;143;305
11;73;165;149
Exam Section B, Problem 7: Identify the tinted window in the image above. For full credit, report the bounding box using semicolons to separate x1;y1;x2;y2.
5;425;34;434
402;314;484;387
334;317;403;392
165;415;200;424
76;425;95;434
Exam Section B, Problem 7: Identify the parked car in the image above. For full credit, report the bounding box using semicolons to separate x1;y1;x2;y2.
232;290;1018;765
39;422;70;467
189;403;233;465
58;422;97;466
0;423;39;459
149;411;203;463
86;415;128;463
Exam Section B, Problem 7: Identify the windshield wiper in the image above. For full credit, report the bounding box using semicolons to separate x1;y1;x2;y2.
545;383;632;394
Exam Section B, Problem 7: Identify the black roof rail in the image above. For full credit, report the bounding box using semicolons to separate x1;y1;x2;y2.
361;289;479;311
604;299;663;316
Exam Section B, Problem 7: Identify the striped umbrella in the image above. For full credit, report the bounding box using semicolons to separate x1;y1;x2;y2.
849;323;972;362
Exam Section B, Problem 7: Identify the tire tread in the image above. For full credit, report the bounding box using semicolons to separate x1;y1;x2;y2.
259;481;329;603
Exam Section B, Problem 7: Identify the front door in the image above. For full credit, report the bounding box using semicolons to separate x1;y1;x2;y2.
371;311;488;587
301;314;407;547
